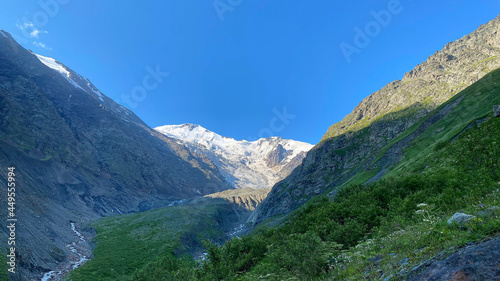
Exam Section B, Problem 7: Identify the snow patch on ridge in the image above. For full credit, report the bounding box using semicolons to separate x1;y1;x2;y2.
35;54;104;101
35;54;84;90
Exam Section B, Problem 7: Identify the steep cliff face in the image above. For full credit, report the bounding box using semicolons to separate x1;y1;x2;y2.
0;31;230;280
252;14;500;225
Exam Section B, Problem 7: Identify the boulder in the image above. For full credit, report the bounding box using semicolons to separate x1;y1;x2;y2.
494;105;500;118
447;213;476;224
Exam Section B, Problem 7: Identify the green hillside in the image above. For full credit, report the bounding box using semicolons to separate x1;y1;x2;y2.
66;69;500;280
189;69;500;280
386;71;500;177
67;197;249;281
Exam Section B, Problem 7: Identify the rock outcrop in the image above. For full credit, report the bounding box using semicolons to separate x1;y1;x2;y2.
409;235;500;280
205;188;271;211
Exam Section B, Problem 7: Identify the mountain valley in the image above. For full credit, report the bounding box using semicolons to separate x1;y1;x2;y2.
1;11;500;281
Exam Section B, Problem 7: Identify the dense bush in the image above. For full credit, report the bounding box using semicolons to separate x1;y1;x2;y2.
133;254;195;281
266;232;334;278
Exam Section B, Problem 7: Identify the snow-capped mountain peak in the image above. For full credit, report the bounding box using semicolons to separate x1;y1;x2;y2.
155;124;314;189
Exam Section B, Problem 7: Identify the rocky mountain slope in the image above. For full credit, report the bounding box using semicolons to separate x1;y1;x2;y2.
324;14;500;140
0;30;231;280
252;14;500;225
156;124;313;189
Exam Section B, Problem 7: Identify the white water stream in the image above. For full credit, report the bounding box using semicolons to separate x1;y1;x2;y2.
40;223;90;280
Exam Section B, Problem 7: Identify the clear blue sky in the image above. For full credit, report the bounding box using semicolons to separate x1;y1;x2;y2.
0;1;498;144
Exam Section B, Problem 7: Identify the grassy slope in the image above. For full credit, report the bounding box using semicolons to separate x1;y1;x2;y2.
67;197;241;281
336;69;500;193
387;70;500;177
191;69;500;280
317;68;500;278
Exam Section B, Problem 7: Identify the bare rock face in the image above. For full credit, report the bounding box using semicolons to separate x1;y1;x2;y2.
252;14;500;225
266;144;290;168
205;188;271;211
409;235;500;281
0;30;231;280
494;105;500;117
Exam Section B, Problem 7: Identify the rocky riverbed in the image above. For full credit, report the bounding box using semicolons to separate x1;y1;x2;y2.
40;223;93;281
